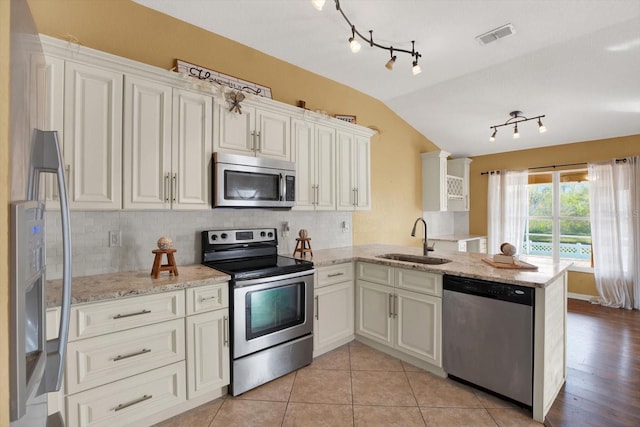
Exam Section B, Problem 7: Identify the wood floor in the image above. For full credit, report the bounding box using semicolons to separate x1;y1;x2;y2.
545;299;640;427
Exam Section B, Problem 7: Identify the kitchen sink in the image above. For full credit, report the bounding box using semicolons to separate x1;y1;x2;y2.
376;253;452;265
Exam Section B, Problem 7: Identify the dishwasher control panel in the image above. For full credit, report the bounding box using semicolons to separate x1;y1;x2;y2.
443;275;534;306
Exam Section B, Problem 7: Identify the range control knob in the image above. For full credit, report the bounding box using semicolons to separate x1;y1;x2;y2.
220;233;228;239
267;232;273;238
211;234;218;241
260;231;266;237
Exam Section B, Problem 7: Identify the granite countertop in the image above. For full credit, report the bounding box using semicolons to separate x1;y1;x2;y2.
307;244;572;288
429;234;487;242
46;264;230;308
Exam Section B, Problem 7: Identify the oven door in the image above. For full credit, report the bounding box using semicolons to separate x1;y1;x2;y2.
232;270;313;359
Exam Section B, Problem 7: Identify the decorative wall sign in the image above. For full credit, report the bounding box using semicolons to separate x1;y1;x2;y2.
335;114;357;124
175;59;272;99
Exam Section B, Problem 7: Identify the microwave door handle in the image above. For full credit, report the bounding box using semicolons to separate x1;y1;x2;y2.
280;173;285;201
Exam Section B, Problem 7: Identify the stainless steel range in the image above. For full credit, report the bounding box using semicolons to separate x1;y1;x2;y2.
201;228;314;396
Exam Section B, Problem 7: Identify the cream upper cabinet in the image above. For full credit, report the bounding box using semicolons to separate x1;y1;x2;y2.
336;130;371;211
123;75;173;209
292;119;336;210
63;61;123;210
422;150;472;212
124;82;212;210
214;99;290;161
170;88;213;210
31;53;65;208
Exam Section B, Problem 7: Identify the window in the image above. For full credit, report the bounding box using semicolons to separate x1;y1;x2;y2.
524;170;592;269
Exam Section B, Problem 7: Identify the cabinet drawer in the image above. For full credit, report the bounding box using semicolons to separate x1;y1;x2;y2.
316;263;354;288
66;318;185;394
66;361;186;427
69;291;185;341
396;269;443;297
186;282;229;315
357;262;393;286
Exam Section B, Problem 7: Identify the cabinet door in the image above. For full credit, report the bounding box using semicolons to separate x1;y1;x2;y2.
64;61;122;210
186;309;230;399
214;100;254;155
171;88;212;210
292;119;315;210
395;289;441;366
256;108;290;161
315;124;336;210
355;280;393;346
32;54;64;208
354;134;371;210
314;281;354;356
336;131;355;210
123;76;172;209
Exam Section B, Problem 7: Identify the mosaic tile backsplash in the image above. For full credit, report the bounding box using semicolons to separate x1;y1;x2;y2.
45;209;353;279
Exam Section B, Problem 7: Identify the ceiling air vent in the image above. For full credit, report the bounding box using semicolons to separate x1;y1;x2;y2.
475;23;516;46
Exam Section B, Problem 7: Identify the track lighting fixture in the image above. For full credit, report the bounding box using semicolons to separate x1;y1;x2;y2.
489;110;547;142
313;0;422;75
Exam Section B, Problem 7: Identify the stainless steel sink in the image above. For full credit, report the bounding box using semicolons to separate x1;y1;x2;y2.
376;253;452;265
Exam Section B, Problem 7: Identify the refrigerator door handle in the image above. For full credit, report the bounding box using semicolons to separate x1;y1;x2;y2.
27;130;72;393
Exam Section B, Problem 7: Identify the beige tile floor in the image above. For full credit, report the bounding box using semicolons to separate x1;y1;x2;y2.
155;341;541;427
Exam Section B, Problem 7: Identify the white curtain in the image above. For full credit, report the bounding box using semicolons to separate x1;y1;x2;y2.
588;157;639;310
487;170;529;255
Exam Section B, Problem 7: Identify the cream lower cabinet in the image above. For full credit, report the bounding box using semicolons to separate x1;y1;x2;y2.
185;283;230;399
313;263;354;357
356;262;442;367
64;284;229;426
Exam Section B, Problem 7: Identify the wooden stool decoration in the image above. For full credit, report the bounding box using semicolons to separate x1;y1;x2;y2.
293;229;313;258
151;237;179;279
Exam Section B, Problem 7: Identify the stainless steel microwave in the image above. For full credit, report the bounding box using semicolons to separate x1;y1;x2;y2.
212;152;296;208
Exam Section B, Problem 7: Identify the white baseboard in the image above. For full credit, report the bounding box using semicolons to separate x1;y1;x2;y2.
568;292;595;301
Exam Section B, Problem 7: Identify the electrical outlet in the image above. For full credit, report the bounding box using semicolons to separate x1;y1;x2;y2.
341;221;350;232
109;230;121;247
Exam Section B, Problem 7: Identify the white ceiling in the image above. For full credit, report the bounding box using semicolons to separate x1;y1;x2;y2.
133;0;640;157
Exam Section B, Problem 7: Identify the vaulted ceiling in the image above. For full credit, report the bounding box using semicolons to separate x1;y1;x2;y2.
134;0;640;157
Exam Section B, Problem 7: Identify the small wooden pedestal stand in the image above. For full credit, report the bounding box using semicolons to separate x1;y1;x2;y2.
293;238;313;258
151;248;179;279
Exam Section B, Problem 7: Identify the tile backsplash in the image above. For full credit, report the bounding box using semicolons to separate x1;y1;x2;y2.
45;209;352;279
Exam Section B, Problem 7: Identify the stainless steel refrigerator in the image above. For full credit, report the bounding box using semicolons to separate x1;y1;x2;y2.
10;130;72;427
9;1;72;425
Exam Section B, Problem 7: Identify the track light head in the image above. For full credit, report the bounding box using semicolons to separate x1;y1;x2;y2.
513;123;520;139
349;36;361;53
538;118;547;133
490;128;497;142
311;0;325;11
412;60;422;75
385;56;396;70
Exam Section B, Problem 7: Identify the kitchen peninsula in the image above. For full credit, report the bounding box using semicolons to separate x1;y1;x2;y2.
47;245;570;425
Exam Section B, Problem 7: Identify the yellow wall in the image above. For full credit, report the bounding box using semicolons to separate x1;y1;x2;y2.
27;0;438;247
469;134;640;296
1;0;12;422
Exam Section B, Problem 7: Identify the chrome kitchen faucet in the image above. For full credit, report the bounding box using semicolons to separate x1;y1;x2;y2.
411;217;435;256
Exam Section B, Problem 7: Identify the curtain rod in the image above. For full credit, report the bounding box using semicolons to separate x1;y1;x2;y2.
480;158;630;175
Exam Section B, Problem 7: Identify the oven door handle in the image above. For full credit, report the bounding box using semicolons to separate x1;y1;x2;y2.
233;269;315;287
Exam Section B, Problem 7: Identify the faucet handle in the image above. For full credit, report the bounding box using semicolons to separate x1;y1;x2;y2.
427;241;436;251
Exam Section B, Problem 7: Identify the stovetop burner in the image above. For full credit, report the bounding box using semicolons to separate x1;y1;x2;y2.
201;228;313;281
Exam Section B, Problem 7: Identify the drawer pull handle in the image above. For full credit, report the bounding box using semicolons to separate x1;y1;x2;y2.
114;394;152;412
200;295;218;302
113;309;151;319
315;295;319;320
113;348;151;362
327;272;344;278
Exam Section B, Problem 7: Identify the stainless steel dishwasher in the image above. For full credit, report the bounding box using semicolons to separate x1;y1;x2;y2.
442;275;534;407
